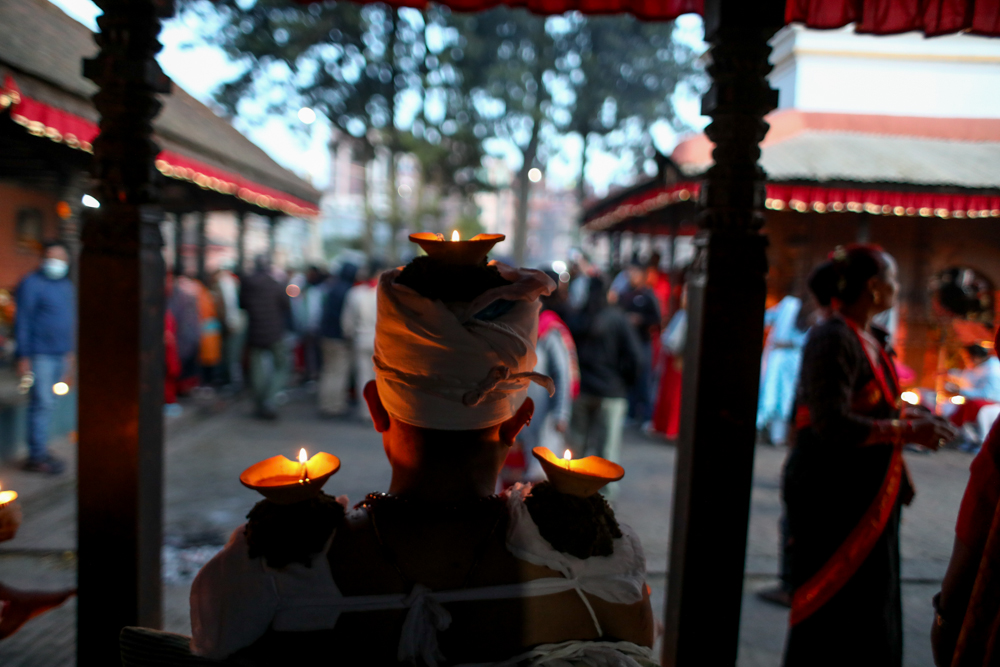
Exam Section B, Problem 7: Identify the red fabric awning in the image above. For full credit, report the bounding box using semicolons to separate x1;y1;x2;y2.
785;0;1000;37
584;182;700;231
0;76;319;217
586;180;1000;233
765;184;1000;219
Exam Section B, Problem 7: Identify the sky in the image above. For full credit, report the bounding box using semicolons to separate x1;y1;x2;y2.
48;0;708;195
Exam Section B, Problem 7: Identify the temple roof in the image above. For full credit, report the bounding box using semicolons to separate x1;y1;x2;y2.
672;110;1000;190
0;0;320;215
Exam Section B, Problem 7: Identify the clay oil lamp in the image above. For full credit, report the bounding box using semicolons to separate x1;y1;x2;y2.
531;447;625;498
409;230;505;266
240;448;341;505
0;483;21;542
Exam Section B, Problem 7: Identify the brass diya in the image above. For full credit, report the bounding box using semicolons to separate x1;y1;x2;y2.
240;451;341;504
409;232;505;265
532;447;624;498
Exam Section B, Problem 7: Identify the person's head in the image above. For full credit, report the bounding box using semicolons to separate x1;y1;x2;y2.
338;261;358;284
253;254;270;274
41;241;70;280
648;252;662;271
627;262;645;289
823;244;898;316
367;251;554;496
963;344;990;367
306;265;323;285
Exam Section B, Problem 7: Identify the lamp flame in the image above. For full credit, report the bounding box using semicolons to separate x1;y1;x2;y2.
451;230;460;242
563;449;573;461
951;395;967;405
901;391;919;406
53;382;69;396
298;448;308;464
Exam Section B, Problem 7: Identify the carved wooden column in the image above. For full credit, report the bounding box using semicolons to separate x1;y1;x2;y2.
267;214;279;266
236;210;247;276
662;1;783;665
173;211;186;276
78;1;171;662
196;209;207;282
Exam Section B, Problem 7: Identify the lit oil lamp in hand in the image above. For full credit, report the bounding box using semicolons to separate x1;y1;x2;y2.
240;448;341;505
0;483;22;543
409;230;505;266
532;447;624;498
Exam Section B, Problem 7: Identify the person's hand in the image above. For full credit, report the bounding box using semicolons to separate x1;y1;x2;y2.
902;404;931;419
554;419;568;434
15;358;30;377
906;417;960;450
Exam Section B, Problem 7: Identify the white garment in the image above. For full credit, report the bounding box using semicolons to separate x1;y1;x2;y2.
373;263;555;431
190;483;649;666
341;281;378;349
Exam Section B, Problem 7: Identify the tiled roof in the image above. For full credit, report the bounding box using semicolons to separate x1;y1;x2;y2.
0;0;320;209
672;110;1000;190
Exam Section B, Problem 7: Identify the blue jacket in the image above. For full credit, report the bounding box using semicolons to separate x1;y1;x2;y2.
15;270;76;357
320;263;358;340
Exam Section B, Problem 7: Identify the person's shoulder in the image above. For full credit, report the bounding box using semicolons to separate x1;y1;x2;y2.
806;317;850;345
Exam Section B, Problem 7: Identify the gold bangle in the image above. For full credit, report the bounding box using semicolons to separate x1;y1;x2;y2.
891;419;904;445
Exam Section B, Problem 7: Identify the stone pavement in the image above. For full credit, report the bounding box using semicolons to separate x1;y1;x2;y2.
0;392;973;666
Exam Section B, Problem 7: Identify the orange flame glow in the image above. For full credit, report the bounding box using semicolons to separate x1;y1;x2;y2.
563;449;573;461
451;230;460;241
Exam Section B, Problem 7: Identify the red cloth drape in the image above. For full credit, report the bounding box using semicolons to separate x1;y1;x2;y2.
786;0;1000;37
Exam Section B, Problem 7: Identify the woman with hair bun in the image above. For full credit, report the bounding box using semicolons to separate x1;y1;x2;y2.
783;245;958;667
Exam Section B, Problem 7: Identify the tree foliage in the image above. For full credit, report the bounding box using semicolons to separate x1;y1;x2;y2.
176;0;703;261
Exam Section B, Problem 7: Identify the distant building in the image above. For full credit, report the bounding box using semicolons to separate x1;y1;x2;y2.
0;0;321;291
584;25;1000;388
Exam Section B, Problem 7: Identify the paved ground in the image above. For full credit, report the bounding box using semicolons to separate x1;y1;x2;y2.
0;391;973;666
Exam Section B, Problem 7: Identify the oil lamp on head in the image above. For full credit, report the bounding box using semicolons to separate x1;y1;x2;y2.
531;447;625;498
409;230;505;266
240;448;341;505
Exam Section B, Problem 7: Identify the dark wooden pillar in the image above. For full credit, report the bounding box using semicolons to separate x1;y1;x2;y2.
173;211;185;276
662;1;783;665
196;209;207;282
267;214;279;266
236;210;247;276
78;1;170;663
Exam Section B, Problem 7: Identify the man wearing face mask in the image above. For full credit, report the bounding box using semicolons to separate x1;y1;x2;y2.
14;242;75;474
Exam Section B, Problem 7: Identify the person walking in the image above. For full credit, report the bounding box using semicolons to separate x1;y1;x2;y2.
617;260;661;427
756;293;810;447
783;245;958;667
567;275;642;497
341;259;381;420
516;270;579;481
239;256;290;419
317;262;357;417
14;242;75;474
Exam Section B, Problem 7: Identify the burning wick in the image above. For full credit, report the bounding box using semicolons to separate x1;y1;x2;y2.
298;448;309;483
451;230;460;242
562;449;573;471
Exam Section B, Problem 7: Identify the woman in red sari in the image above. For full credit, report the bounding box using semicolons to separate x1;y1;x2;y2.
783;245;958;667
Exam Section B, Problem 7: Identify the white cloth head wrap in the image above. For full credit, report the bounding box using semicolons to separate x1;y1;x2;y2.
373;262;556;430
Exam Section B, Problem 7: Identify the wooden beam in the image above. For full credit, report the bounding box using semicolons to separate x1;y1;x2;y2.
661;1;784;665
77;1;171;663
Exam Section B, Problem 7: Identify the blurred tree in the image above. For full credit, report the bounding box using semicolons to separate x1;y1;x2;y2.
176;1;701;263
561;15;702;204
